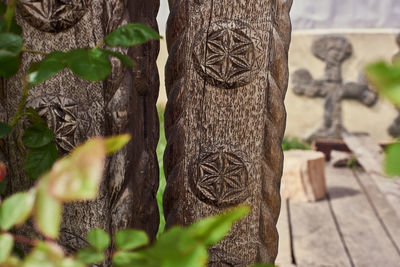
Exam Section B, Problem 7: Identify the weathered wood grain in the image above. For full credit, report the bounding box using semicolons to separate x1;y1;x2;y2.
342;133;384;175
342;132;400;218
354;170;400;252
164;0;293;264
326;165;400;266
276;199;293;267
4;0;160;254
290;198;352;266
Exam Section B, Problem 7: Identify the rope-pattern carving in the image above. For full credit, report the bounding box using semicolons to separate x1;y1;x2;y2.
259;0;292;262
164;0;188;227
259;1;293;262
105;0;161;241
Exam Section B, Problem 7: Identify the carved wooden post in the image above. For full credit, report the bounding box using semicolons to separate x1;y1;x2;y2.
164;0;292;264
4;0;160;250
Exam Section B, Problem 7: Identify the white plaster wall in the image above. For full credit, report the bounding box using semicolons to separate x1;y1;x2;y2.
157;0;400;33
291;0;400;29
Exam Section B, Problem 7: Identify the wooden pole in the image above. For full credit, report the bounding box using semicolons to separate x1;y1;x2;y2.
5;0;160;252
164;0;293;264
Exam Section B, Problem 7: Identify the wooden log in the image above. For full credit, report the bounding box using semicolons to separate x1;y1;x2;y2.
164;0;293;264
4;0;160;252
281;150;327;202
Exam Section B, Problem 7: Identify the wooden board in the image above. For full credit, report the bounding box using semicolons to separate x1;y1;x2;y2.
342;133;384;175
289;199;352;266
354;170;400;252
342;132;400;217
276;199;293;266
326;165;400;266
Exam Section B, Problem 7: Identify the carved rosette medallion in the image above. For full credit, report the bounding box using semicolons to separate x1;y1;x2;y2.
193;20;264;89
18;0;91;33
27;95;91;153
190;146;250;207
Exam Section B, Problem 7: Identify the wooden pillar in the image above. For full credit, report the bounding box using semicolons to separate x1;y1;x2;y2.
4;0;160;251
164;0;292;265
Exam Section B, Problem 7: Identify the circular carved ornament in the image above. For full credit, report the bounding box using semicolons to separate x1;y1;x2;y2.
27;95;91;153
18;0;91;33
190;146;250;208
193;20;264;89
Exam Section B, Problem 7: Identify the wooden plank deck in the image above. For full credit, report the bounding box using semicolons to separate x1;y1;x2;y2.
276;164;400;267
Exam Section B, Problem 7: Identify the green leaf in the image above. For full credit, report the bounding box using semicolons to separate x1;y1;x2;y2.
28;51;67;86
66;48;111;81
0;3;6;16
8;18;22;35
366;61;400;106
47;138;106;201
100;49;135;67
25;107;45;124
385;142;400;176
188;206;250;246
77;247;105;265
34;177;62;238
0;17;22;35
0;122;12;138
112;251;147;267
24;241;65;266
147;227;208;267
0;19;6;33
0;179;6;195
105;23;162;47
25;143;58;179
0;33;23;78
0;233;13;263
59;258;86;267
87;228;110;251
23;124;54;148
115;229;149;251
0;191;35;230
104;134;131;155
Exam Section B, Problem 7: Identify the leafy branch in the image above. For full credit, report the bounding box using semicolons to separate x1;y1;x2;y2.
366;59;400;176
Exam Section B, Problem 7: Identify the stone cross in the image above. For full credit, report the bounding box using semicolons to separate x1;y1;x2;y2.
292;35;378;140
388;34;400;138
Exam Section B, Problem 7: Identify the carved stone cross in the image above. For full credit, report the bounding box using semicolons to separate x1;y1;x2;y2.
292;35;378;140
388;34;400;138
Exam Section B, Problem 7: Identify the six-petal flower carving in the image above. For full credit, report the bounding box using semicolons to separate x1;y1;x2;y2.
192;149;249;207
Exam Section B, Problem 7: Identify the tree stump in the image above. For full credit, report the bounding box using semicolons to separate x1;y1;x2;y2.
2;0;160;252
164;0;293;264
281;150;327;202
